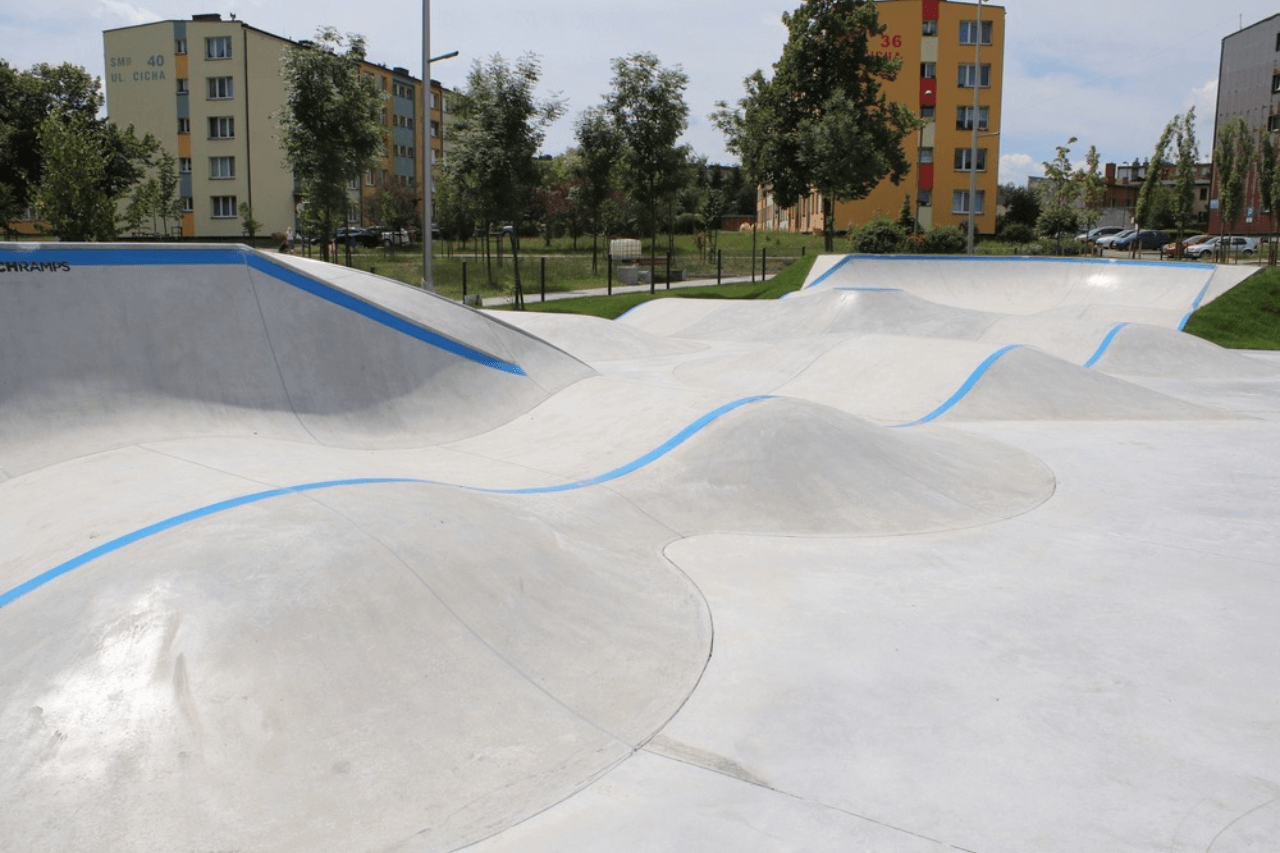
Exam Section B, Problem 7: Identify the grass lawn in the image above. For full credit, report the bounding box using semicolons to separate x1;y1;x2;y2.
1183;266;1280;349
492;254;818;320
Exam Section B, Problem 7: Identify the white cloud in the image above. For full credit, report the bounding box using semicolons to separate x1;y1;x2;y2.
1000;153;1038;188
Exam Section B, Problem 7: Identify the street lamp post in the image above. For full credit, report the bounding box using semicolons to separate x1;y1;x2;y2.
965;0;986;254
916;90;932;234
420;5;458;292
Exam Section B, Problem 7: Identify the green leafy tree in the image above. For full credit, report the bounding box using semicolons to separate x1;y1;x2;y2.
1135;122;1175;256
123;177;158;236
1078;146;1105;239
0;61;104;230
239;202;263;242
998;183;1041;232
572;106;621;272
1215;115;1254;262
1036;139;1081;254
605;53;689;288
1257;128;1278;266
35;114;120;240
451;53;565;306
278;28;387;263
151;149;183;237
1170;109;1199;252
368;176;421;246
714;0;920;251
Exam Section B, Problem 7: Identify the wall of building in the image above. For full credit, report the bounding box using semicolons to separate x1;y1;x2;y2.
105;15;438;242
1208;13;1280;236
759;0;1004;238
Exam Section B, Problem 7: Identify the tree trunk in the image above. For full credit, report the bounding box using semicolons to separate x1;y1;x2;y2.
822;196;834;253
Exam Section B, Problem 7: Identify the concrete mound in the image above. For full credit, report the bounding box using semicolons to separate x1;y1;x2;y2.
0;244;592;474
608;396;1055;536
0;480;709;853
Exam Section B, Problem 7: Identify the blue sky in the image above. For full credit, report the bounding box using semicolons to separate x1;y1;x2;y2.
3;0;1278;188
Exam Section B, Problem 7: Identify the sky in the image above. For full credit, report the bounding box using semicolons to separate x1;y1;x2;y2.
3;0;1280;189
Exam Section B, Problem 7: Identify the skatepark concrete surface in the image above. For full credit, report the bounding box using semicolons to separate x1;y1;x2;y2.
1;243;1277;852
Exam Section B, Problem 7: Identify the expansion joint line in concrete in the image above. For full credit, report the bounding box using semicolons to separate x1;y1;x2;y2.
0;396;776;611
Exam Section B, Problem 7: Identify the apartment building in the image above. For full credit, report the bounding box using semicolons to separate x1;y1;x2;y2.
758;0;1005;237
103;14;448;239
1207;12;1280;236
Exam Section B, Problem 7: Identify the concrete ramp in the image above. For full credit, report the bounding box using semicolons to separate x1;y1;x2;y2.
0;244;591;474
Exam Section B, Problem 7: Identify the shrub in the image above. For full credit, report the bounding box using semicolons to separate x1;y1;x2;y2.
850;218;905;254
920;225;967;254
998;222;1036;244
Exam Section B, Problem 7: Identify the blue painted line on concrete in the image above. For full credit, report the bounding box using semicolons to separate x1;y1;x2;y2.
891;345;1022;428
1083;323;1130;369
243;255;526;376
0;397;776;611
803;255;856;289
0;244;526;376
1178;282;1212;331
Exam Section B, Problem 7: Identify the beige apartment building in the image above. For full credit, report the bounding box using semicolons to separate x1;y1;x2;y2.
759;0;1005;237
103;13;448;240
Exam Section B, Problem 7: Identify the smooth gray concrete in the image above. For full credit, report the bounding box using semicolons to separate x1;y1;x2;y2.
2;246;1278;852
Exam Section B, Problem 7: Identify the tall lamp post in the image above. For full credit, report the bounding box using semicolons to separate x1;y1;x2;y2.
965;0;987;255
915;89;932;234
421;1;458;292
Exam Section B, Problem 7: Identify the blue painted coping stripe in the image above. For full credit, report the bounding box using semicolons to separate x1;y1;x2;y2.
891;344;1021;428
0;395;775;610
1178;282;1212;331
0;245;525;377
1083;322;1130;369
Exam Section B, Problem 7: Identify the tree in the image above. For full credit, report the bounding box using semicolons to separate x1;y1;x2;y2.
605;53;689;289
1078;146;1105;240
572;106;621;272
1214;115;1254;262
998;183;1041;235
450;53;565;306
1135;122;1174;256
239;202;263;242
368;176;421;246
34;114;120;241
714;0;920;251
1257;127;1278;266
278;28;387;262
1170;109;1199;253
1036;139;1081;253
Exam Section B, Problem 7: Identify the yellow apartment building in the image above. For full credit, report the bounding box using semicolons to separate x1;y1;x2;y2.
103;14;448;240
759;0;1005;237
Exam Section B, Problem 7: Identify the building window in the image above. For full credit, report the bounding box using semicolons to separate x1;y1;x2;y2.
959;64;992;88
179;158;192;174
952;190;985;214
177;117;190;134
919;147;933;164
959;20;993;45
1270;115;1280;132
366;170;376;186
205;36;232;60
430;92;437;109
954;148;988;171
175;38;187;55
1275;32;1280;51
207;77;233;100
181;196;193;213
347;178;359;190
956;106;990;130
922;20;938;36
1200;187;1209;201
211;196;237;218
209;156;235;179
921;105;935;120
918;189;932;207
431;121;439;138
208;117;234;139
442;96;450;113
176;78;188;95
921;62;936;80
1273;74;1280;93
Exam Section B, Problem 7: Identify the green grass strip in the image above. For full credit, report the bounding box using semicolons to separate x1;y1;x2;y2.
1183;266;1280;350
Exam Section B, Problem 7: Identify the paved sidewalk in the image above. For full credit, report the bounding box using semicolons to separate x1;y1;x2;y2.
477;273;774;307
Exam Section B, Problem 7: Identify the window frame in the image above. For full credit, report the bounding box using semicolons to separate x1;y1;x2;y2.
206;76;234;100
958;64;992;89
951;189;986;215
959;20;993;46
956;106;990;131
211;195;237;218
953;147;988;172
205;36;233;60
207;116;235;139
208;156;235;180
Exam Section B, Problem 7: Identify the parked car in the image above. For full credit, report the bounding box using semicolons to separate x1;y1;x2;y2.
1078;226;1125;244
1162;234;1211;255
1110;229;1172;251
1184;236;1259;259
370;226;411;246
334;227;380;248
1096;229;1135;249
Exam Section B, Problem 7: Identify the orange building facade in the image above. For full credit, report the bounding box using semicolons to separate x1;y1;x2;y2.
759;0;1005;238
